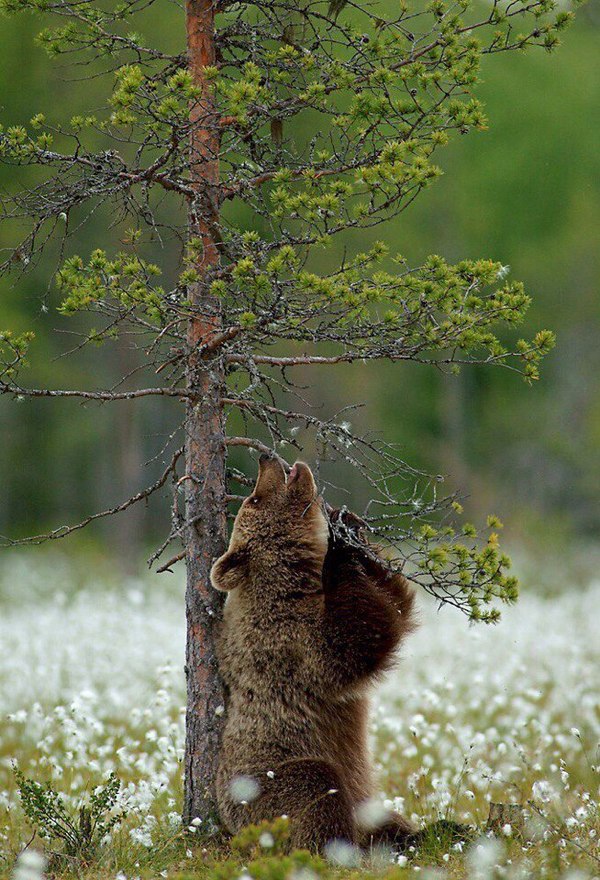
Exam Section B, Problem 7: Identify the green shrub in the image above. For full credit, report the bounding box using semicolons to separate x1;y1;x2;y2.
13;767;126;862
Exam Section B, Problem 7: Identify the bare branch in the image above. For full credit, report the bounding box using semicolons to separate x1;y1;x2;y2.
225;436;290;468
0;384;190;402
0;446;183;547
156;550;186;573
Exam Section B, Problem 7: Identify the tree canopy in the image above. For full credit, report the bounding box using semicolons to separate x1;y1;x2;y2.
0;0;584;621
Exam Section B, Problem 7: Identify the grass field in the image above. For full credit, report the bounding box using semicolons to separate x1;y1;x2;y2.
1;551;598;880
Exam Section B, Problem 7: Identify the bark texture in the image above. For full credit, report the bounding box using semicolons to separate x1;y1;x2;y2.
183;0;228;830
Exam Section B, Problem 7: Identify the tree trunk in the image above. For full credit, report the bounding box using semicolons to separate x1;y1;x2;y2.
183;0;227;830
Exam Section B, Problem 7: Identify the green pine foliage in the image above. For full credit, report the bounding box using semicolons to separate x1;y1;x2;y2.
0;0;580;619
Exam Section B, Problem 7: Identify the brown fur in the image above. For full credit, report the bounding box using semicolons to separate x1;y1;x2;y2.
211;456;417;851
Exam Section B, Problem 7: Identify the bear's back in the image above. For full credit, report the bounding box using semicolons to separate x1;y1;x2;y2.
218;588;328;711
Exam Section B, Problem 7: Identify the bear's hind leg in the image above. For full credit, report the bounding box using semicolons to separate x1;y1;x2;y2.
362;814;472;856
360;810;416;852
226;758;356;852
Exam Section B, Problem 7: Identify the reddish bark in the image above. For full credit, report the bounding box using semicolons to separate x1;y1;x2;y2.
183;0;228;830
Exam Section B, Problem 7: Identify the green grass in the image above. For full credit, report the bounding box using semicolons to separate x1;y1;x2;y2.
1;552;599;879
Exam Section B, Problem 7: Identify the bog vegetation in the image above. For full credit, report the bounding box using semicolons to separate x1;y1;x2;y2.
1;555;598;879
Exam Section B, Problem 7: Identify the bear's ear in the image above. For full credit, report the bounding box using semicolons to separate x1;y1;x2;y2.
286;460;317;502
210;548;248;592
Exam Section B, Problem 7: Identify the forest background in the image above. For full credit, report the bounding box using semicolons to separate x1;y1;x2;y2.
1;0;598;579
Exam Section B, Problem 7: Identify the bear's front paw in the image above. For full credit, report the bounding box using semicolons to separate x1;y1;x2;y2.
210;548;248;592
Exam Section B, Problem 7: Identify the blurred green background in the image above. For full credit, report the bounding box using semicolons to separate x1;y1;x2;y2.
0;2;598;576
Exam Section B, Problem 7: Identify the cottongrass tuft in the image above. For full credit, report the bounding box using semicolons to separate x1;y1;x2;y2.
229;775;260;805
355;797;392;830
467;838;504;879
323;839;361;868
288;869;317;880
12;850;46;880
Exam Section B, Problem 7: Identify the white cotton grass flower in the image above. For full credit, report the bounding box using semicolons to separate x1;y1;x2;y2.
467;838;504;879
288;869;317;880
324;839;361;868
259;832;275;848
2;554;600;876
421;870;445;880
367;843;396;871
355;797;392;830
422;865;448;880
129;827;153;848
229;774;260;804
531;780;556;803
561;872;591;880
12;850;46;880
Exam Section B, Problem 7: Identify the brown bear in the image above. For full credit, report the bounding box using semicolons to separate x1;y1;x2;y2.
211;455;417;852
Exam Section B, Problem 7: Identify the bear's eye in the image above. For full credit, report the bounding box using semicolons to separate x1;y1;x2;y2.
251;496;260;505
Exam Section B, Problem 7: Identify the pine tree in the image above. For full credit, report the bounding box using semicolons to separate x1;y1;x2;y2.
0;0;574;829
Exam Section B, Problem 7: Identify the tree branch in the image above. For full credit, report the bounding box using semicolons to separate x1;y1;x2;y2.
0;446;183;547
0;384;190;402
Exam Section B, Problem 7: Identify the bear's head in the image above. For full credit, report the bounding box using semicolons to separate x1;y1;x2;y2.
210;455;329;595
